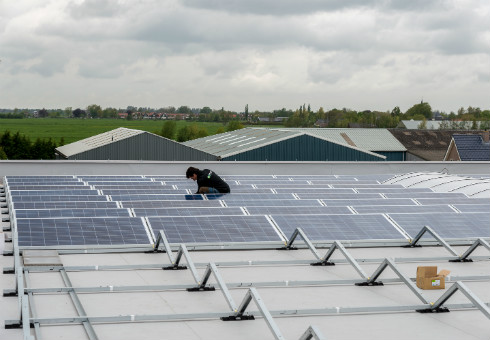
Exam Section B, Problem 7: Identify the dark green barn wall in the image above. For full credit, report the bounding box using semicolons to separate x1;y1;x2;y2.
222;135;385;161
374;151;406;161
68;133;216;161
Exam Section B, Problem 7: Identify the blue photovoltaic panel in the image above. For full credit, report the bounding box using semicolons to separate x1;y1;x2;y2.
387;212;490;239
222;188;274;194
7;185;88;190
416;197;489;205
10;190;99;196
330;184;404;189
120;200;223;208
110;194;188;201
15;208;131;219
147;215;281;243
91;185;168;190
296;193;383;200
274;188;355;194
354;188;433;193
272;214;405;241
453;204;490;213
84;181;153;185
101;189;189;195
384;192;468;199
253;184;330;189
246;206;353;215
12;201;119;210
308;180;381;185
10;195;108;202
133;207;244;217
223;199;323;207
211;193;295;201
352;205;455;214
16;217;151;247
321;199;417;206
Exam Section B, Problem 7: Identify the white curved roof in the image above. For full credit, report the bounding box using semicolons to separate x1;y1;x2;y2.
384;172;490;198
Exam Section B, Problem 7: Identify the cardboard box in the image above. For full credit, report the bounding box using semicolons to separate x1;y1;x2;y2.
416;266;450;290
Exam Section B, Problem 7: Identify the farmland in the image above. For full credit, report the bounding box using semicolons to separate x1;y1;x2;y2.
0;118;225;144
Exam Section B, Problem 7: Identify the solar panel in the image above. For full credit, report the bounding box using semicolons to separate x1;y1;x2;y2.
16;217;151;247
274;188;355;194
100;189;189;195
147;215;281;243
12;201;119;210
387;212;490;239
321;199;417;206
271;214;405;241
246;206;353;215
7;185;88;190
120;200;223;208
10;189;99;196
110;194;189;201
384;192;468;199
15;208;131;219
10;195;109;202
354;188;433;193
328;184;404;188
296;193;383;200
91;185;168;190
453;204;490;213
416;197;489;205
133;207;244;217
222;199;323;207
352;205;455;214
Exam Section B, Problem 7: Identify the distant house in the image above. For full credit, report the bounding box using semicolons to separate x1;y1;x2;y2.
397;120;487;130
444;132;490;161
389;129;486;161
118;112;128;119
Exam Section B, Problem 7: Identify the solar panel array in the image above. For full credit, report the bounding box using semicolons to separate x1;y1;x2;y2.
5;174;489;248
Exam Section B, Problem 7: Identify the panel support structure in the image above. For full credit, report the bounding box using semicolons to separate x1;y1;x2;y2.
356;258;429;304
298;325;326;340
417;281;490;318
404;226;458;257
450;238;490;263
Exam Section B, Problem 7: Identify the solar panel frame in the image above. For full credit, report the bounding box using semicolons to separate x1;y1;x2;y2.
147;215;282;243
133;207;245;217
15;208;131;219
351;205;456;214
271;214;406;241
120;200;224;208
16;217;151;247
387;212;490;239
246;206;353;215
11;201;120;210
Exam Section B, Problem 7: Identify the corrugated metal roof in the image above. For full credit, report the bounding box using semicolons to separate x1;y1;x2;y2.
399;120;486;130
56;127;145;158
183;128;388;158
280;128;406;152
453;135;490;161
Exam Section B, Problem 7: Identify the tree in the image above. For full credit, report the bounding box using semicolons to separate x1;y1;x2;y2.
244;104;249;121
226;120;244;132
72;108;85;118
161;121;177;140
87;104;102;119
200;106;212;114
418;118;427;129
405;102;432;119
391;106;401;117
177;106;191;114
38;108;49;118
0;147;7;160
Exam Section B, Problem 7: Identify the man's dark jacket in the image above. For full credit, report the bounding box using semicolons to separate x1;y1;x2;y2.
196;169;230;193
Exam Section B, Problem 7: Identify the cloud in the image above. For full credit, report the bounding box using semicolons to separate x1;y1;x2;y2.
0;0;489;113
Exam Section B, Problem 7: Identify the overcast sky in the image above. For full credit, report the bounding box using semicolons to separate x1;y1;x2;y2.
1;0;489;113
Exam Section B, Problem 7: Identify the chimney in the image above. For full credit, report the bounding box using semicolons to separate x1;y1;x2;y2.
482;130;489;142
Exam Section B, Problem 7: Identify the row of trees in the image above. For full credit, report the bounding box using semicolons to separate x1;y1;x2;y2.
158;120;244;142
0;131;61;160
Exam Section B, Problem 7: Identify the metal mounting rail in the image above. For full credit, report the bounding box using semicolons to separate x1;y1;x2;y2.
405;226;458;257
451;238;490;263
417;281;490;319
356;258;429;304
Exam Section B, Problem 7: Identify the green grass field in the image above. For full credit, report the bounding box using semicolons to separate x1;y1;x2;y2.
0;118;226;144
